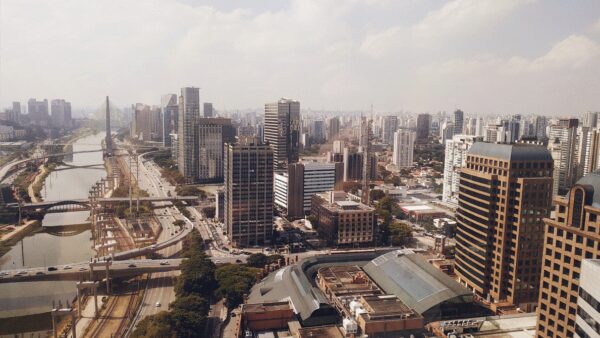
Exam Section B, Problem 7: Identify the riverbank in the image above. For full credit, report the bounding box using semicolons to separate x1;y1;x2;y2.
0;220;41;260
28;162;58;202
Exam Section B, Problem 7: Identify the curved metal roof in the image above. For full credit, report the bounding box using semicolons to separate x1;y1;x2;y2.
363;249;472;315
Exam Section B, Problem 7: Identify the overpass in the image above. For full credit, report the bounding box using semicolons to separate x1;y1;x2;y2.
7;196;199;213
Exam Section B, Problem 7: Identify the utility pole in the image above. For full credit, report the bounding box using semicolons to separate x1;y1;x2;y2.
136;152;140;214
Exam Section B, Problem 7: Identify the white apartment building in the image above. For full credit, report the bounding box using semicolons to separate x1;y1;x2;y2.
442;134;483;204
576;259;600;338
392;129;415;168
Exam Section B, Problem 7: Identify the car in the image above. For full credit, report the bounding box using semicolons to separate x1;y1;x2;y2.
47;267;57;271
235;259;242;263
16;271;27;275
160;261;169;265
35;271;45;275
128;264;137;268
155;302;161;307
63;265;72;270
79;267;87;271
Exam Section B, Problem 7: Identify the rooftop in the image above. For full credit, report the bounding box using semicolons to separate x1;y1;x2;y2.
297;325;344;338
571;170;600;208
243;301;292;314
468;142;553;162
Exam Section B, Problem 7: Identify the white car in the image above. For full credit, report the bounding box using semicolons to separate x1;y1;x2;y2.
63;265;72;270
155;302;161;307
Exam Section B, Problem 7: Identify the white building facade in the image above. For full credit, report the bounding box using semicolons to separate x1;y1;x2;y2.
392;129;415;168
442;134;483;204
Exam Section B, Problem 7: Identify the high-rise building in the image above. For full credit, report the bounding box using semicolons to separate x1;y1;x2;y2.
576;259;600;338
416;114;431;143
535;172;600;338
225;136;274;247
392;129;415;168
382;115;398;145
203;102;213;118
197;118;235;183
442;134;483;204
583;111;598;128
310;120;325;143
264;98;300;170
274;162;343;219
27;98;49;125
161;94;178;147
455;142;553;311
50;99;71;128
11;102;21;123
343;147;376;182
178;87;200;183
453;109;464;135
577;127;600;179
440;121;454;143
132;103;161;142
548;118;579;196
535;116;548;141
327;117;340;141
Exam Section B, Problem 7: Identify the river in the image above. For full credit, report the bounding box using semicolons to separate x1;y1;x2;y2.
0;133;106;327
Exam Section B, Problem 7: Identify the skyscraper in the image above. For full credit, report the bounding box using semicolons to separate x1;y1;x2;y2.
178;87;200;183
535;171;600;338
583;111;598;128
197;117;235;183
392;129;415;168
161;94;178;147
203;102;213;118
577;126;600;178
535;116;548;141
548;118;579;196
27;98;49;125
264;98;300;170
50;99;71;128
327;116;340;141
453;109;464;135
132;103;161;142
225;136;274;247
455;142;553;311
382;115;398;145
442;134;483;204
416;114;431;143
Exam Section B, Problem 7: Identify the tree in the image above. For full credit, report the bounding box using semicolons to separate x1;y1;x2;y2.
131;312;175;338
343;181;362;194
173;219;186;228
215;264;261;308
202;206;216;218
266;254;284;265
175;252;217;297
246;253;268;268
389;221;413;246
370;190;385;201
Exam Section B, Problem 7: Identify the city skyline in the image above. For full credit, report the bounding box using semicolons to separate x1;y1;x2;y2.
1;0;600;114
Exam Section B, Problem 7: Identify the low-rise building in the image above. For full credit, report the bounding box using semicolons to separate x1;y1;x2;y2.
239;301;295;334
310;191;375;246
400;204;447;221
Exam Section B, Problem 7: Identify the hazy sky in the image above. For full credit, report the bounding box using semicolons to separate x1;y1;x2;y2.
1;0;599;115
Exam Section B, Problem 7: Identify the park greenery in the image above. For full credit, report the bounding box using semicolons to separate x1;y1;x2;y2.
133;230;262;337
246;253;285;268
374;195;412;246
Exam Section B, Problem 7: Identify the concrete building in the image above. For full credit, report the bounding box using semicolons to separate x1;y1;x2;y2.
392;129;416;168
535;116;548;141
170;133;178;163
27;98;49;125
583;111;598;128
578;126;600;179
392;129;415;168
440;121;454;143
10;102;21;123
416;114;431;143
203;102;213;118
50;99;71;128
310;191;375;246
264;98;300;170
382;115;399;145
225;136;274;247
536;172;600;338
455;142;553;311
342;148;376;182
197;118;235;183
548;118;579;196
453;109;464;135
327;117;340;141
274;162;343;219
161;94;178;147
178;87;200;183
317;265;424;336
576;260;600;338
442;134;483;204
132;103;161;142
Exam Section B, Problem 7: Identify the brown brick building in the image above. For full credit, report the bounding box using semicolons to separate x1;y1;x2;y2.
311;191;375;246
455;143;553;311
536;171;600;337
